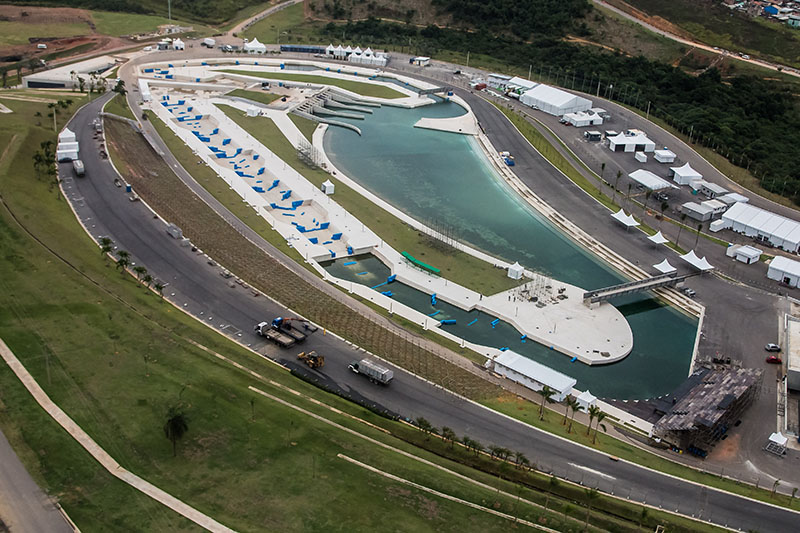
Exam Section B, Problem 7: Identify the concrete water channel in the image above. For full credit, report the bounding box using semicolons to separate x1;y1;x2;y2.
321;99;698;400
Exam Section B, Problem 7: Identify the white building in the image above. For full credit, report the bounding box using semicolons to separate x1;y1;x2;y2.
670;162;702;185
507;76;538;93
520;84;592;116
410;56;430;66
654;149;676;163
487;73;512;89
682;202;714;222
701;199;728;216
768;255;800;287
700;182;728;199
721;202;800;253
726;244;762;264
563;109;603;127
491;350;576;402
23;55;117;89
629;169;673;190
173;38;185;50
58;127;76;144
321;179;335;195
607;132;655;153
717;192;749;206
507;262;524;280
244;37;266;54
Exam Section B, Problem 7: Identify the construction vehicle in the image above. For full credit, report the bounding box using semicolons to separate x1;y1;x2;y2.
254;321;295;348
349;359;394;385
272;317;316;343
297;351;324;369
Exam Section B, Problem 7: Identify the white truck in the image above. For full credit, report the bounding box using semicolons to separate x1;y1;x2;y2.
202;38;216;48
72;159;85;177
349;359;393;385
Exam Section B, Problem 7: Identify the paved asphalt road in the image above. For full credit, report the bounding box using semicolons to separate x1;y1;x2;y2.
0;429;72;533
53;79;800;531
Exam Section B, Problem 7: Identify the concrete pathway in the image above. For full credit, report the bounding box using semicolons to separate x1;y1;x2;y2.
0;338;235;533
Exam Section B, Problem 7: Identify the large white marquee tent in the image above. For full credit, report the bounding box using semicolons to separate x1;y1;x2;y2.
670;163;702;185
720;202;800;253
607;132;655;153
628;169;674;191
520;84;592;116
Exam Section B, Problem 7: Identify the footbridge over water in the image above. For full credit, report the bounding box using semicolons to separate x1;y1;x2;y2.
583;272;698;304
418;86;453;96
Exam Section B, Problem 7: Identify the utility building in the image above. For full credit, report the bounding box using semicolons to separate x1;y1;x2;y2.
490;350;576;402
520;84;592;116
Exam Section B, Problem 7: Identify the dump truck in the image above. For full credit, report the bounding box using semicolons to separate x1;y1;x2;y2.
297;351;324;369
272;317;315;343
254;321;295;348
349;359;393;385
72;159;85;177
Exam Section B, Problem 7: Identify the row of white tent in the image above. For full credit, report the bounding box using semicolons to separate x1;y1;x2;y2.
715;201;800;253
324;44;388;66
244;37;266;54
57;127;79;161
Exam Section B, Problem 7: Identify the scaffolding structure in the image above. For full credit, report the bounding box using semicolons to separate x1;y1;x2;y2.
297;137;322;168
653;367;763;455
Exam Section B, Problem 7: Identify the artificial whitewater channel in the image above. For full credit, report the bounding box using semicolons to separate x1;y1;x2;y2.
320;99;698;400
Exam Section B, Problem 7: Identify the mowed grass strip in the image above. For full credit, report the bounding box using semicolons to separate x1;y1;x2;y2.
104;93;136;120
0;21;87;46
217;104;522;296
221;70;406;99
225;88;282;106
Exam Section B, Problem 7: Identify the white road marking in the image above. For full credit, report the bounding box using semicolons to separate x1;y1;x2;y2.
568;462;617;481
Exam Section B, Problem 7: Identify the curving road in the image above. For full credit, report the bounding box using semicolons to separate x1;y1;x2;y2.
56;80;800;530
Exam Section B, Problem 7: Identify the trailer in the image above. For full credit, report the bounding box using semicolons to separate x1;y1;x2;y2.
349;359;394;385
254;321;295;348
202;38;216;48
72;159;85;177
272;317;316;343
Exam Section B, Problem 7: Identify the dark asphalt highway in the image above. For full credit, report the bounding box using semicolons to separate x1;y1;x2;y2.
58;86;800;531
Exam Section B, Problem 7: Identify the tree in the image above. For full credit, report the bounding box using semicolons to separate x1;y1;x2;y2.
99;237;114;260
642;190;652;218
77;76;86;93
488;444;502;459
569;400;584;434
513;451;528;467
113;79;127;96
538;385;556;420
600;162;605;181
592;411;607;444
115;250;130;273
441;426;456;448
587;405;600;436
772;478;781;498
659;201;669;228
694;221;703;249
584;488;599;531
154;282;165;299
612;170;622;203
142;274;153;288
676;213;687;248
470;438;483;456
415;416;435;438
163;406;189;457
132;265;147;281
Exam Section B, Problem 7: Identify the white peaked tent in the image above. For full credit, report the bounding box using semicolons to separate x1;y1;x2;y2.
648;231;669;245
671;163;702;185
363;47;373;56
344;45;353;56
352;46;362;54
244;37;266;54
653;259;677;274
321;179;335;195
59;127;76;143
611;209;639;229
326;44;335;56
680;250;714;271
334;45;346;57
507;262;524;280
173;38;185;50
576;390;597;410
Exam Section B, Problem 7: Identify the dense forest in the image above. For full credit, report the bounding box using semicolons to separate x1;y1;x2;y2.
323;13;800;203
2;0;265;24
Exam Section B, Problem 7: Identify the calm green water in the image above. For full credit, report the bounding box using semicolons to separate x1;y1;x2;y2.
322;102;697;399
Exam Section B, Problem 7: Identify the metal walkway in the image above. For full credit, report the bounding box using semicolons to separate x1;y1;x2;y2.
418;86;453;96
583;272;697;304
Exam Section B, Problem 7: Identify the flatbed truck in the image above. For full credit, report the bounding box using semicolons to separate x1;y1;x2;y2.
254;321;295;348
272;317;314;343
349;359;394;385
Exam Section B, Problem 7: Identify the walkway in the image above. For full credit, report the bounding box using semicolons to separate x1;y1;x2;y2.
0;338;235;533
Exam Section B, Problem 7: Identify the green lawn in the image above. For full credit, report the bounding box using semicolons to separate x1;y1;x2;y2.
289;113;318;141
226;87;282;106
243;1;329;44
0;21;87;46
217;104;522;296
91;11;209;37
104;93;136;120
221;70;406;99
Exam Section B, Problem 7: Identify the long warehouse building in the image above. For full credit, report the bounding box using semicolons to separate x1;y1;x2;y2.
717;201;800;253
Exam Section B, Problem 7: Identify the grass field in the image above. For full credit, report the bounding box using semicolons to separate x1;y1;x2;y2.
0;21;87;46
226;87;282;106
222;70;406;99
243;2;329;44
104;92;136;120
217;104;522;295
289;113;318;141
91;11;207;37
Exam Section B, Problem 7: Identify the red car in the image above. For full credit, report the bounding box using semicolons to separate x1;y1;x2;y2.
766;355;783;364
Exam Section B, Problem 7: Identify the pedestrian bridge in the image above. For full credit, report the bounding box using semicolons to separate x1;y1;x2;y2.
583;272;696;304
418;86;453;96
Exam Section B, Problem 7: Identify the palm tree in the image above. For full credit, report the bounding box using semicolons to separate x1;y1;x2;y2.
115;250;130;273
142;274;153;288
488;444;502;460
415;416;433;436
99;237;114;259
584;488;599;531
513;451;527;467
441;426;456;448
562;395;574;425
676;213;687;248
659;201;669;228
538;385;556;420
154;282;165;299
163;406;189;457
612;170;622;203
694;222;703;249
569;401;584;434
587;405;601;436
545;474;560;510
592;411;607;444
470;438;483;457
642;190;652;218
132;265;147;281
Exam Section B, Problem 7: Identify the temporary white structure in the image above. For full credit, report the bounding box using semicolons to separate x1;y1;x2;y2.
653;259;677;274
634;152;647;163
564;110;603;127
244;37;266;54
725;244;762;264
611;209;639;228
333;45;346;58
628;169;673;190
682;202;714;222
654;149;676;163
648;231;669;245
608;132;655;153
246;106;260;117
321;179;335;195
576;390;597;410
520;84;592;115
507;262;524;280
721;202;800;253
701;199;727;216
487;73;512;89
680;250;714;271
138;79;151;102
507;76;538;92
326;44;335;56
59;127;76;143
56;148;79;161
492;351;576;402
670;163;702;185
173;38;185;50
717;192;749;206
768;255;800;287
700;182;728;198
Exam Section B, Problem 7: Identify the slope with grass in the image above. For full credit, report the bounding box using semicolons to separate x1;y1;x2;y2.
104;92;135;120
221;70;406;99
225;87;282;106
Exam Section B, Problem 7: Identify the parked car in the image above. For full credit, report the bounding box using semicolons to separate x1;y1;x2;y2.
765;343;782;352
682;288;696;298
656;192;669;202
766;355;782;364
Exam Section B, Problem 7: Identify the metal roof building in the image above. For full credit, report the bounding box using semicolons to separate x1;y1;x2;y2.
491;350;576;402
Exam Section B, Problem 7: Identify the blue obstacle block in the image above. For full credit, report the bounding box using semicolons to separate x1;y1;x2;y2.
440;319;456;325
371;281;387;289
222;138;231;146
491;318;500;326
329;250;336;258
308;237;318;244
201;62;208;66
187;106;193;112
296;224;307;232
520;334;527;341
323;240;333;245
428;310;441;317
571;357;578;362
381;291;393;297
466;318;478;326
253;154;259;160
281;190;292;200
331;233;342;240
238;158;245;163
169;64;174;68
235;60;239;65
319;222;329;229
161;101;169;107
343;261;357;266
145;68;154;73
282;213;294;217
211;128;219;135
347;246;353;254
251;186;265;193
280;63;285;69
196;78;200;82
177;99;184;104
387;274;396;283
356;272;368;276
431;293;437;306
165;75;173;79
500;347;509;351
267;180;279;191
291;200;303;208
236;171;244;176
